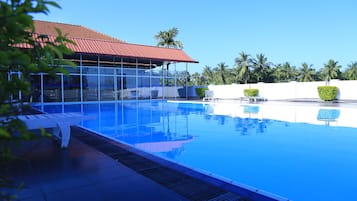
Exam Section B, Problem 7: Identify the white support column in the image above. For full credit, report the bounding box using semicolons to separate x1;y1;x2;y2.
174;63;177;100
150;59;152;100
186;63;188;99
40;73;44;105
136;58;138;100
79;54;83;103
61;73;64;103
97;55;101;102
113;57;118;101
121;58;123;101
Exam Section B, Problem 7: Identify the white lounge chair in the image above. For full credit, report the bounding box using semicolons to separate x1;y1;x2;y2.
17;112;92;148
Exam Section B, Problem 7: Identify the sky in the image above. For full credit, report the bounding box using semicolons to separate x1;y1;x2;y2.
34;0;357;73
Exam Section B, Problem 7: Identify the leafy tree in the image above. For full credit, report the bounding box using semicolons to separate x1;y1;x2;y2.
190;72;205;86
202;65;214;85
235;51;252;84
213;62;228;85
298;63;316;82
321;59;341;84
0;0;74;199
272;64;284;82
282;62;298;81
344;61;357;80
155;27;183;49
251;53;271;82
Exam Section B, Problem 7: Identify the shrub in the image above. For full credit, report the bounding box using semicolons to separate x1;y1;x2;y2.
317;86;339;101
244;88;259;97
195;87;208;99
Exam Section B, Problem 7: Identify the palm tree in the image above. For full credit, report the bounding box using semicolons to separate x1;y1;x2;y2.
272;64;284;82
235;52;252;84
155;27;183;49
298;63;316;82
252;53;271;82
282;62;297;81
213;62;228;85
322;59;341;84
190;72;205;86
202;65;214;85
344;61;357;80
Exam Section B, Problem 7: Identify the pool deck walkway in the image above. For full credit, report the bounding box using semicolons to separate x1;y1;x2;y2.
1;126;285;201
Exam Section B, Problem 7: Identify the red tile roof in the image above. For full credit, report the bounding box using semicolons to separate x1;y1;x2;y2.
33;20;198;63
34;20;124;42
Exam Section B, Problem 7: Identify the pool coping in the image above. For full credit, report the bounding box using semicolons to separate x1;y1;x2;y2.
72;126;291;201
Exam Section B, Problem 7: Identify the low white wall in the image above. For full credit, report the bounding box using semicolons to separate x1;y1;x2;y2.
208;80;357;100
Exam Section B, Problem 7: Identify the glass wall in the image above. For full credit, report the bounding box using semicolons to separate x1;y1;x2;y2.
26;55;189;104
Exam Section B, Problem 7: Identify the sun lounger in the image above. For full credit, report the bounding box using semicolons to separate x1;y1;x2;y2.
17;112;92;148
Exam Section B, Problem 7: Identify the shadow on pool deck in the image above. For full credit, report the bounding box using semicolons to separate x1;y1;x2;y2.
1;126;287;201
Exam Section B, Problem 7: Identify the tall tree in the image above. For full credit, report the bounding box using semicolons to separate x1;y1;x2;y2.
155;27;183;49
213;62;228;85
235;52;252;84
252;53;271;82
321;59;341;84
298;63;316;82
282;62;297;81
272;64;284;82
202;65;214;85
344;61;357;80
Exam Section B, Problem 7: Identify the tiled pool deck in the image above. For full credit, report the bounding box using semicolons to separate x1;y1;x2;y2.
1;125;285;201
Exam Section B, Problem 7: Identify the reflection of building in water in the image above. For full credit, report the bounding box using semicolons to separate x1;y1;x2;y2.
76;101;195;157
205;103;357;128
135;138;193;152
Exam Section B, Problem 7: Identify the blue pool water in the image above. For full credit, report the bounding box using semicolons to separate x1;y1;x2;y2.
35;101;357;201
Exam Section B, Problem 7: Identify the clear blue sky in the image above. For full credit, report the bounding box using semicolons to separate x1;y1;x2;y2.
34;0;357;73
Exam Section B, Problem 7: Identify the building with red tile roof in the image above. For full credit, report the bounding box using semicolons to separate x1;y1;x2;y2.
26;20;198;103
33;20;198;65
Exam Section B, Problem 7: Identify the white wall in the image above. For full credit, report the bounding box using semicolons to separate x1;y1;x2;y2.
208;80;357;100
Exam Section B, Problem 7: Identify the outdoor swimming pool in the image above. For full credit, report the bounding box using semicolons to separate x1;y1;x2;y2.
35;100;357;201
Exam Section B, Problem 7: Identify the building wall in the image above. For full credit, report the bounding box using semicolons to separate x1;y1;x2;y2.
19;64;187;104
208;80;357;101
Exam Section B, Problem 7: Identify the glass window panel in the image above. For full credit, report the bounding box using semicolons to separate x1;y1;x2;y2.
64;75;80;102
82;66;98;74
30;75;41;103
164;78;177;99
100;67;114;75
122;76;136;100
83;75;98;101
100;75;114;101
43;75;62;102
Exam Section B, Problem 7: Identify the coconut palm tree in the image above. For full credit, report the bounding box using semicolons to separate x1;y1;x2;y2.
344;61;357;80
298;62;316;82
202;65;214;85
155;27;183;49
282;62;298;81
235;52;252;84
272;64;284;82
252;53;271;82
213;62;228;85
322;59;341;85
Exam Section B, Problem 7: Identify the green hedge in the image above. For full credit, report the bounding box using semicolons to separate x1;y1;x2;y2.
195;87;208;99
317;86;339;101
244;88;259;97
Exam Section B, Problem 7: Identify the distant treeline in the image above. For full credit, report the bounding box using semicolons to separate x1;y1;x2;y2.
182;52;357;86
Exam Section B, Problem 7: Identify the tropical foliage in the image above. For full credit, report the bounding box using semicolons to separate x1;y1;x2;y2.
155;27;183;49
179;52;357;86
1;0;74;199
